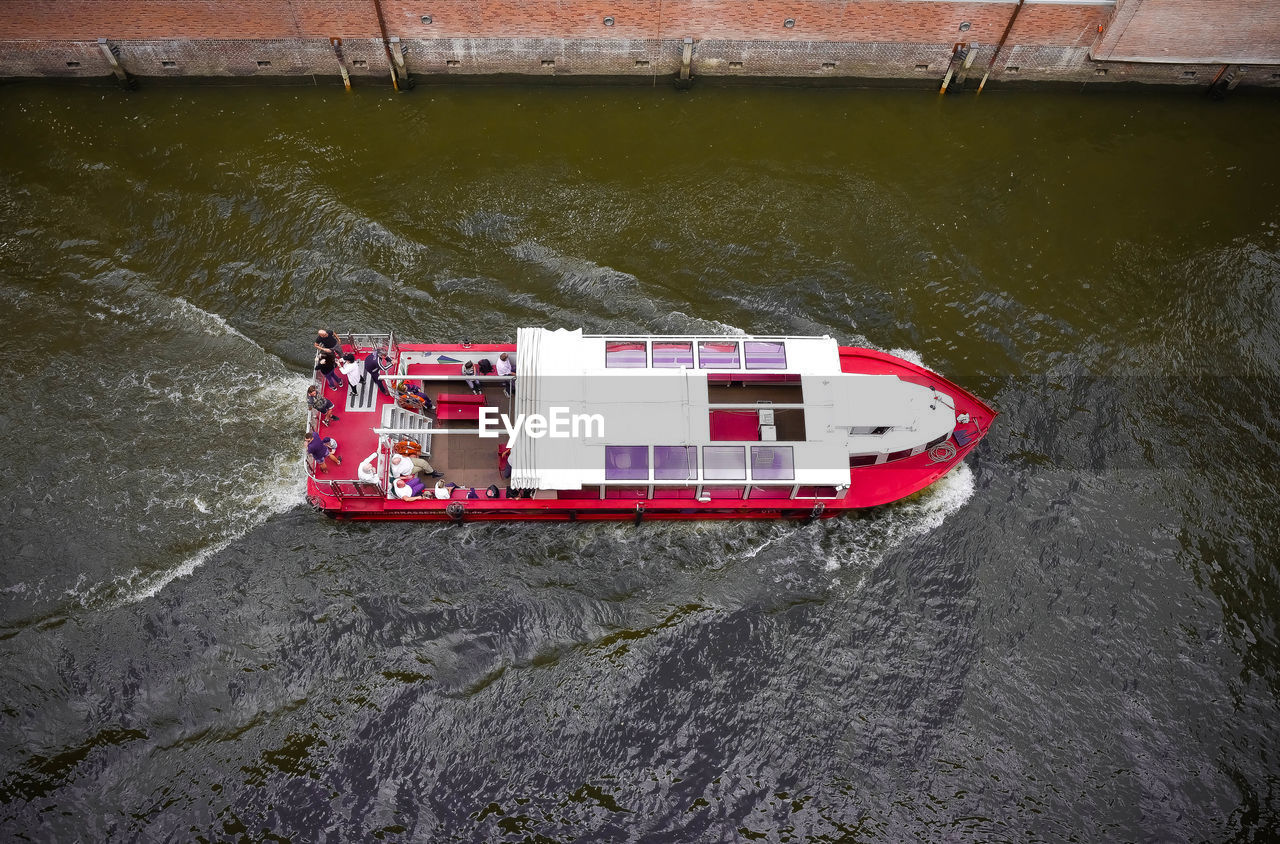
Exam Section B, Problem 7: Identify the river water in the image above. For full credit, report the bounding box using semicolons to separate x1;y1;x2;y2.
1;82;1278;840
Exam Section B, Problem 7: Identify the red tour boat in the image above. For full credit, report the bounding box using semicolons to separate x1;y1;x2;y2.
304;329;996;521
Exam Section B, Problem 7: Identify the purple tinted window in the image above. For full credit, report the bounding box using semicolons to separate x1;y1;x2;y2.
698;341;740;369
652;341;693;368
605;445;649;480
750;446;795;480
606;340;647;368
744;341;786;370
703;446;746;480
654;446;697;480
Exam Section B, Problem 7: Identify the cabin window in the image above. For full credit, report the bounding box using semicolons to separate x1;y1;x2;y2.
705;486;744;499
886;448;913;463
750;445;794;480
605;340;647;368
744;340;786;369
654;445;697;480
605;445;649;480
652;341;693;368
653;486;697;499
605;486;648;499
703;446;746;480
748;486;792;499
698;341;740;369
926;434;950;449
797;485;839;498
849;453;878;468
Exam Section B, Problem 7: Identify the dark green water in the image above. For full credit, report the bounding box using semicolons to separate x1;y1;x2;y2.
2;82;1279;840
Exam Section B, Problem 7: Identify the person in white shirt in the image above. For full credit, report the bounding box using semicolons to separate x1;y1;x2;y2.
338;353;363;398
496;352;516;396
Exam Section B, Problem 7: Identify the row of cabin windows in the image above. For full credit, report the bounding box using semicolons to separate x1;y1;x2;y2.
848;434;952;467
606;444;795;481
560;485;841;500
605;339;787;370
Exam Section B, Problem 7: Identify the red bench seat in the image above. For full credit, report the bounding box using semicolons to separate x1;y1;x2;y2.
437;393;485;405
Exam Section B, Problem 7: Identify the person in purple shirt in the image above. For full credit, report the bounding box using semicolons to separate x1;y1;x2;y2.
305;430;342;472
364;350;393;397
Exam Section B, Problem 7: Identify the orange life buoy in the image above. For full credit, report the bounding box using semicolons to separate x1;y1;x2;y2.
393;440;422;457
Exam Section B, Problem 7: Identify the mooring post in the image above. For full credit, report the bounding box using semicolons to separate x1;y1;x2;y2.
955;43;977;87
1209;64;1247;99
330;37;351;91
940;43;969;93
389;36;414;89
97;38;135;89
977;0;1025;94
679;37;693;82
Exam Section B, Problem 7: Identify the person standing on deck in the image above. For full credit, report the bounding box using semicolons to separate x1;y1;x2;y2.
315;347;341;390
364;350;392;397
337;353;362;398
314;329;340;355
498;439;512;480
307;385;339;426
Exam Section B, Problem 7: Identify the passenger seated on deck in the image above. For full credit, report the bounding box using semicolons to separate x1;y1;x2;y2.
396;382;433;414
306;385;339;426
462;360;482;395
305;431;342;472
357;452;379;484
391;453;443;481
434;481;452;500
393;476;430;502
496;352;516;396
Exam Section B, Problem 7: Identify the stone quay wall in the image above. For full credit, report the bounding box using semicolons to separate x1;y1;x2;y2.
0;0;1277;90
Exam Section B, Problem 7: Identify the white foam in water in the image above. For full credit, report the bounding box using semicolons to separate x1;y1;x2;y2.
887;346;926;368
58;368;311;610
820;462;975;573
171;295;266;353
661;311;746;336
115;444;307;606
511;240;641;296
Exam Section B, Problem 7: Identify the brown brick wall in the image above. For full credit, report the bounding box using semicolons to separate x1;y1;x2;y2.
0;1;1111;44
0;1;1277;86
1094;0;1280;64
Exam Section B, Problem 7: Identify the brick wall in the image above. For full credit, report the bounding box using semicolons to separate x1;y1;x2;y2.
1094;0;1280;64
0;0;1276;87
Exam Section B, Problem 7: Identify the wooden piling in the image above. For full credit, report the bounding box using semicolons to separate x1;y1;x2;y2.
389;36;413;89
371;0;403;92
679;37;693;82
97;38;135;89
978;0;1025;94
330;37;351;91
956;43;977;87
